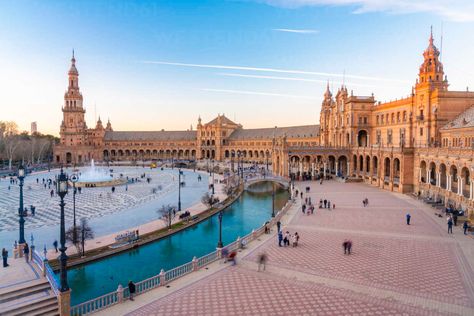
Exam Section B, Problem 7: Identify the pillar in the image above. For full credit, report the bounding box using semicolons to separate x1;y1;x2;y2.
323;162;327;178
458;176;464;196
347;161;350;178
311;163;315;179
426;170;431;184
335;161;339;176
436;172;441;187
470;181;473;200
58;290;71;316
419;168;422;183
447;175;452;191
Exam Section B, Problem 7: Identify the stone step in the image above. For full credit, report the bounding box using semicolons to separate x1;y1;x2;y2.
0;279;50;304
1;294;58;316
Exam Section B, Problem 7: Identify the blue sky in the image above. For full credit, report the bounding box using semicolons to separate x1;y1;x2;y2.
1;0;473;135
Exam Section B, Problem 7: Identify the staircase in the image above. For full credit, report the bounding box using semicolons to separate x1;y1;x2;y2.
0;269;59;316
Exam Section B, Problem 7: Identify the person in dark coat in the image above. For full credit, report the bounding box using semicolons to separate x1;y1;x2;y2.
278;230;283;247
128;281;136;301
447;217;453;234
463;221;469;235
2;248;9;267
406;213;411;225
23;243;30;263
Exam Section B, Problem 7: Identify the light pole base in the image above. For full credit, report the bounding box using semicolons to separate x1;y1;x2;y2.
58;289;71;316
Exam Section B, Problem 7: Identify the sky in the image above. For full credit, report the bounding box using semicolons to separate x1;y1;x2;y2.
0;0;473;136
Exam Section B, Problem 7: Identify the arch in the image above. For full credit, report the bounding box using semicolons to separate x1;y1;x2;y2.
152;149;158;156
225;150;230;158
125;149;131;156
103;150;110;161
365;155;370;173
66;152;72;164
393;158;401;182
111;149;116;157
420;161;427;183
357;130;368;147
429;162;436;185
439;163;447;189
384;157;391;179
328;155;336;174
372;156;378;176
461;167;470;198
118;149;124;157
352;154;357;175
359;155;364;172
211;150;215;159
191;150;196;159
211;140;215;146
450;165;458;193
337;155;348;177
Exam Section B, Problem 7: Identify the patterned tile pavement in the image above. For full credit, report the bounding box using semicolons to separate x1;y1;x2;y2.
120;180;474;315
128;267;453;316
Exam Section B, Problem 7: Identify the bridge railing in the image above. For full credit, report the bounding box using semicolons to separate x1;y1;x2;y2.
69;196;295;315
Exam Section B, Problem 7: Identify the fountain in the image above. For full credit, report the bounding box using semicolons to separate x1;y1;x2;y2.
75;159;127;187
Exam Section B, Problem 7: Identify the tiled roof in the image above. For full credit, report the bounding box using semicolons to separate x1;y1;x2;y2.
205;115;239;126
229;125;320;140
104;131;196;141
441;106;474;130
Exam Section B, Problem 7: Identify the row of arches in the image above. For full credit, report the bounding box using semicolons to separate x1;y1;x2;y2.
103;149;197;160
224;149;271;160
419;160;471;198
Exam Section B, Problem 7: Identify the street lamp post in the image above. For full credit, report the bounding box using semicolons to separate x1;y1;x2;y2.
18;165;26;245
271;182;275;217
70;174;79;244
217;210;223;248
57;168;69;293
178;168;182;211
211;160;215;195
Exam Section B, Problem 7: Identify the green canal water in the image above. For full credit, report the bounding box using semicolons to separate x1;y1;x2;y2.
63;182;289;305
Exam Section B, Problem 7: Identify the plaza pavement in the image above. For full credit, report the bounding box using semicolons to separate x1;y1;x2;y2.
97;180;474;316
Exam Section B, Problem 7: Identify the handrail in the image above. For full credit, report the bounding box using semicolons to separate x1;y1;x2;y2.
70;193;295;315
32;250;44;271
44;262;60;297
70;291;119;316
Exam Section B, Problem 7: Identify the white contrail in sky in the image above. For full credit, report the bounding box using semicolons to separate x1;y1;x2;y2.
201;88;318;100
140;60;409;83
273;28;319;34
217;72;380;88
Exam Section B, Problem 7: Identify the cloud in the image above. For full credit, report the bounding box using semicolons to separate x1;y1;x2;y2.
140;60;408;83
201;88;318;100
217;72;381;88
273;28;319;34
256;0;474;22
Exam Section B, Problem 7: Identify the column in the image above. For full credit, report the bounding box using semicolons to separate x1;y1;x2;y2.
347;161;350;178
447;175;452;191
311;163;315;179
323;162;327;178
335;162;339;177
419;168;422;182
426;170;431;184
458;176;464;196
436;172;441;187
470;181;473;200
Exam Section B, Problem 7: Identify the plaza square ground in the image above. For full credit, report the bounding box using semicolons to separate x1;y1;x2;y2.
101;180;474;316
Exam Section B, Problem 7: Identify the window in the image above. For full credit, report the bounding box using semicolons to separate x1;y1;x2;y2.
376;130;381;144
376;115;379;125
387;129;392;144
363;117;368;124
420;128;423;136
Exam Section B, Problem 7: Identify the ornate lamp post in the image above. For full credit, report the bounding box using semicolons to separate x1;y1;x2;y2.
18;165;26;246
211;160;215;195
271;182;275;217
178;168;182;212
70;173;79;243
217;210;223;248
56;168;69;293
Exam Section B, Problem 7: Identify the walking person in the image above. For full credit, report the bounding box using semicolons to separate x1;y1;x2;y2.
23;243;30;263
278;230;283;247
342;240;348;254
276;221;281;232
2;248;9;267
128;280;136;301
347;240;352;254
53;240;58;253
406;213;411;225
463;221;469;235
283;231;290;247
447;217;453;234
257;253;267;272
453;213;458;226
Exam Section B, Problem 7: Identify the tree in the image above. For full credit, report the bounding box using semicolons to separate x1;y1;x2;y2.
157;204;176;229
201;192;219;208
66;218;94;257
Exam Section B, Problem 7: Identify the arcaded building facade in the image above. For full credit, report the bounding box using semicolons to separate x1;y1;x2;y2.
55;32;474;221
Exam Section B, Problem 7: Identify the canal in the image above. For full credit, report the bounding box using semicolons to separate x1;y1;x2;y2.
64;181;289;305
